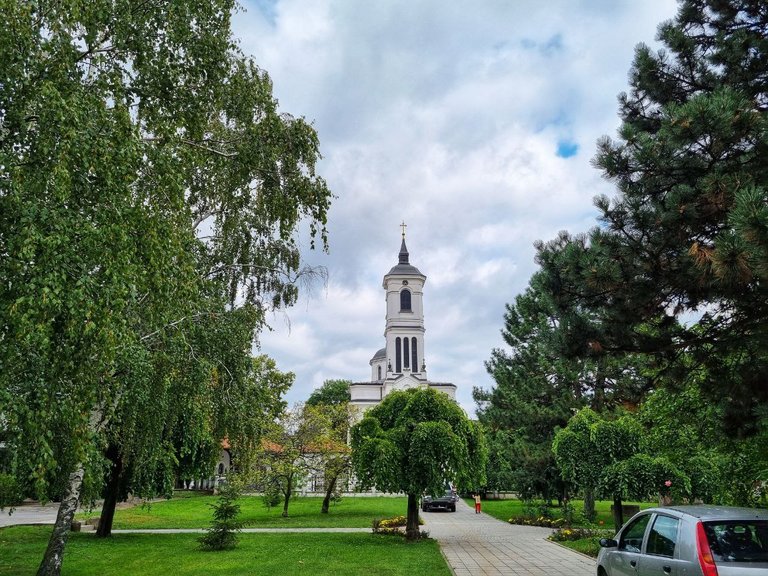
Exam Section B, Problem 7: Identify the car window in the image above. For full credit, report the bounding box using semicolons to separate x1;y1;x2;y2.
619;513;651;553
646;515;679;557
704;521;768;563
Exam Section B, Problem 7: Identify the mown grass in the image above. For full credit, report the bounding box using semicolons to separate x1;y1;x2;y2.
555;535;606;557
470;497;655;529
79;493;409;529
0;525;452;576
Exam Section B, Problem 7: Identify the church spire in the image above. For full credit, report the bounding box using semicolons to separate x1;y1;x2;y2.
399;221;409;264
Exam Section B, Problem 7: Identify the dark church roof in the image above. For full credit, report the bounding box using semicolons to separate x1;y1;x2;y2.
387;238;423;275
371;347;386;361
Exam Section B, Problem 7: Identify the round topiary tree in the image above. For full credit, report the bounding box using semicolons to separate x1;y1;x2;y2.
351;387;487;539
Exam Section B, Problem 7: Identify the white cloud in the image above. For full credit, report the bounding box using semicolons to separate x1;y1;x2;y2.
236;0;681;416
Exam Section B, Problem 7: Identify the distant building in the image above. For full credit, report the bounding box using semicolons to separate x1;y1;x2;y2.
350;230;456;418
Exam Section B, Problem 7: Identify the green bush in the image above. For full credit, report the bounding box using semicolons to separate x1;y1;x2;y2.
261;483;282;509
508;515;566;528
199;484;242;551
372;514;424;535
0;473;22;508
549;527;613;542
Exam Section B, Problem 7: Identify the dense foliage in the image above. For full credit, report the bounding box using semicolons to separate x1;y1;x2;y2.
306;379;352;407
478;0;768;506
305;379;353;513
0;0;332;573
351;387;487;539
255;403;349;519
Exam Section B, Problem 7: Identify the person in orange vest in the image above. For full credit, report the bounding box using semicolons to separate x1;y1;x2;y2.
473;493;481;514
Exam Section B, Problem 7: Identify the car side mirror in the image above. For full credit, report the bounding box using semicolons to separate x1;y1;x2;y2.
599;538;618;548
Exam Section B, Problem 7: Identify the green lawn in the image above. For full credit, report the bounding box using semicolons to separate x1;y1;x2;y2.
0;526;451;576
556;535;609;558
470;497;655;529
80;492;409;529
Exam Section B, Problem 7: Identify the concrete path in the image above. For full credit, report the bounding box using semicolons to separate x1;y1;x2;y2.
423;499;596;576
0;501;59;527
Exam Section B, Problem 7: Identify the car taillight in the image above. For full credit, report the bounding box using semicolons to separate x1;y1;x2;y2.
696;521;718;576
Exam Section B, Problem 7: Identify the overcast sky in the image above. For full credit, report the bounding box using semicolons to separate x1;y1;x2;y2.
232;0;680;416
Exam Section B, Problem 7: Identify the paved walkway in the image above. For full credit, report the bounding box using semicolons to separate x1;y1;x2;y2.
423;499;596;576
0;501;59;527
4;499;596;575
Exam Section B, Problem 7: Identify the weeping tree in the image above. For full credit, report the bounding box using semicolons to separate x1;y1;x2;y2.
351;388;487;540
0;1;332;574
552;408;644;527
95;352;292;538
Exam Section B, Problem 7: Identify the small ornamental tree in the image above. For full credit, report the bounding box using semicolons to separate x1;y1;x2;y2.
199;482;243;551
351;387;487;540
553;407;645;529
254;403;346;518
305;380;353;514
600;454;688;511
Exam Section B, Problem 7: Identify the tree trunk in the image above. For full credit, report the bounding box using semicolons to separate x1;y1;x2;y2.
97;444;124;538
612;495;624;532
405;493;420;540
282;476;292;518
321;474;337;514
583;488;596;522
36;464;85;576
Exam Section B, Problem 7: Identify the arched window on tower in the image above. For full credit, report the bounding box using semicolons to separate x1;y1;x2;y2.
411;338;418;374
403;337;410;369
395;337;402;373
377;366;382;381
400;289;411;311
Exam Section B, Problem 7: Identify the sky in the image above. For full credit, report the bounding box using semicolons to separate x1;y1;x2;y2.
231;0;681;416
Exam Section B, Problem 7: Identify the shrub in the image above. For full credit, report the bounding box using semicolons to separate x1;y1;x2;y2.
549;527;614;542
372;515;424;535
0;474;22;508
508;515;566;528
199;484;242;551
261;483;282;509
379;515;407;528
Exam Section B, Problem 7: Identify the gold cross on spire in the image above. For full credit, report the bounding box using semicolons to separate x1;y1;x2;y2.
400;221;407;239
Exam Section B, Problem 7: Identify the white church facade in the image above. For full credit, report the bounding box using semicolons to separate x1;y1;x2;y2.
349;232;456;416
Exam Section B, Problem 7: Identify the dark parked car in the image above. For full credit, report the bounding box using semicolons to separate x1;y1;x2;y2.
422;488;457;512
597;505;768;576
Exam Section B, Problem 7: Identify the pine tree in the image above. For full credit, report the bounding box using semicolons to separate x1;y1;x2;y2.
199;483;243;551
536;0;768;432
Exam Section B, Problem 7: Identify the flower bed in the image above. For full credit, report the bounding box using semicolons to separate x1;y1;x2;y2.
372;515;425;535
507;515;567;528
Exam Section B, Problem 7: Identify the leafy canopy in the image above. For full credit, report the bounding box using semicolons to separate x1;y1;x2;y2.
351;387;486;498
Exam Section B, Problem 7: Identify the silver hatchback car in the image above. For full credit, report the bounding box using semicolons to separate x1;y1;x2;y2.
597;505;768;576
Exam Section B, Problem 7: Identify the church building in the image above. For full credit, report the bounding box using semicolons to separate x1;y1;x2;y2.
349;230;456;417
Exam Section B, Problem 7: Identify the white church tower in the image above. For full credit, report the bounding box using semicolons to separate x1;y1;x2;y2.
350;226;456;417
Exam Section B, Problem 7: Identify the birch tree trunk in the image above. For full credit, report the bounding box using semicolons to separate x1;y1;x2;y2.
36;464;85;576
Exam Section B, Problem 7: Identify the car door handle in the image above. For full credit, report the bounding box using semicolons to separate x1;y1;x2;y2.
630;560;637;567
663;566;671;574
